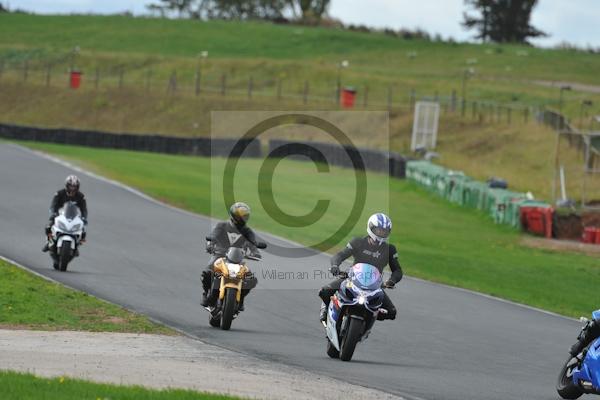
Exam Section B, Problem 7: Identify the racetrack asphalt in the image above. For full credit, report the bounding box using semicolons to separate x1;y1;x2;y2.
0;142;586;400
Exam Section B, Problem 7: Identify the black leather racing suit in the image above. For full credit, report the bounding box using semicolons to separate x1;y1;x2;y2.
319;236;403;320
48;189;88;222
203;221;259;305
45;189;88;243
570;319;600;356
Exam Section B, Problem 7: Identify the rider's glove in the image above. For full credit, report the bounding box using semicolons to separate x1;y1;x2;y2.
329;265;340;276
82;217;88;226
383;279;396;289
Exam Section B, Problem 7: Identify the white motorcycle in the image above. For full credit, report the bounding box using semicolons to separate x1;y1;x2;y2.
49;201;85;271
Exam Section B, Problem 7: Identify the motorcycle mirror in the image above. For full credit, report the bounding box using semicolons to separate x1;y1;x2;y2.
205;236;213;241
256;241;267;249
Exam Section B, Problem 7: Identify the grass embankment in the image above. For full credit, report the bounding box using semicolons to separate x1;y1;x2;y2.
0;258;172;333
20;142;600;318
1;13;599;118
0;371;238;400
0;14;600;115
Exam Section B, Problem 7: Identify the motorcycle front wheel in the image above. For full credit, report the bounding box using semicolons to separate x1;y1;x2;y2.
340;318;365;362
220;288;237;331
556;355;583;399
58;244;73;272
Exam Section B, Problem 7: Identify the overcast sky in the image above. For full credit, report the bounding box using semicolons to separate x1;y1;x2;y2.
6;0;600;47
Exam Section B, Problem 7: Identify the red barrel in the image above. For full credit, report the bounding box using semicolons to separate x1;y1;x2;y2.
70;71;82;89
341;87;356;108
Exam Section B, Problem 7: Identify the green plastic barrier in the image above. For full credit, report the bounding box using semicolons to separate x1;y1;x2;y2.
405;160;550;230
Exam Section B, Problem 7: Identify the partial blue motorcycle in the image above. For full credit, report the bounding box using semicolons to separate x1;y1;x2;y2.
323;263;393;362
557;309;600;399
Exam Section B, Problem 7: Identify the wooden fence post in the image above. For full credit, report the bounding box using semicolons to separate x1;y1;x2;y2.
303;81;309;105
145;68;152;92
45;63;51;87
167;70;177;94
451;89;457;112
194;65;201;96
277;78;282;101
94;68;100;90
23;60;28;82
118;67;124;89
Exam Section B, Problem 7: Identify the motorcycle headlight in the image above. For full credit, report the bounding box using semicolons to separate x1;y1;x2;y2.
57;221;68;231
358;295;366;305
72;223;82;232
228;264;241;278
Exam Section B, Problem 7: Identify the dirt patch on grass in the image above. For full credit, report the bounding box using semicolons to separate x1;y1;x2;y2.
521;236;600;257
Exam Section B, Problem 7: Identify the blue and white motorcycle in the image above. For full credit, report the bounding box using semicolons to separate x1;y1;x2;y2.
557;310;600;399
323;263;391;362
49;201;85;272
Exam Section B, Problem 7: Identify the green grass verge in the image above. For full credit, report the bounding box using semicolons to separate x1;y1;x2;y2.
19;141;600;318
1;14;599;118
0;258;173;333
0;371;238;400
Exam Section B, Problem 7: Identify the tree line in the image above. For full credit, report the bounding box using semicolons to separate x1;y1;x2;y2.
146;0;330;24
147;0;547;44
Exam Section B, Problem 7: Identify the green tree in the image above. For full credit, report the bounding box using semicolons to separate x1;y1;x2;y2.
145;0;195;18
463;0;547;43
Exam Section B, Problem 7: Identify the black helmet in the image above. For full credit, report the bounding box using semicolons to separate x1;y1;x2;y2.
65;175;80;197
229;202;250;227
226;247;244;264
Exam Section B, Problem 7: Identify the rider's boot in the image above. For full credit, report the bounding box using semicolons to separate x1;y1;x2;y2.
319;302;327;322
201;291;210;307
42;243;50;252
238;289;251;312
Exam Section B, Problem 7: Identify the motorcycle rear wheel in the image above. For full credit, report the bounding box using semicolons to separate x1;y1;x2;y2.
209;313;221;328
556;355;584;399
326;339;339;358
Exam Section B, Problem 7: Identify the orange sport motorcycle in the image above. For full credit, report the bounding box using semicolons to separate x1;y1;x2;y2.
204;238;266;330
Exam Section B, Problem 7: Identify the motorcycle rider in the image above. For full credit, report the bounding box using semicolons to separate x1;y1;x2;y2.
570;315;600;357
318;213;402;322
42;175;88;255
202;202;259;311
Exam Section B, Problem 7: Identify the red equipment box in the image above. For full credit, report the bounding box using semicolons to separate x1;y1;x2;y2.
520;206;554;238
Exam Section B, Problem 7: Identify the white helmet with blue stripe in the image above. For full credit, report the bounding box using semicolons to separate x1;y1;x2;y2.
367;213;392;244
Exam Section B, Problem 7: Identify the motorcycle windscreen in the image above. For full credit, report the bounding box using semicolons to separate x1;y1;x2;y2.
593;309;600;321
349;263;382;291
62;202;81;220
